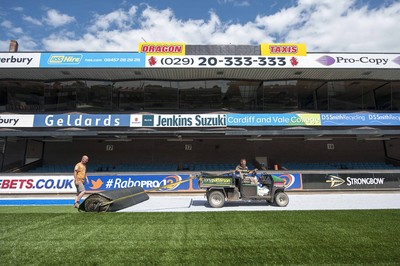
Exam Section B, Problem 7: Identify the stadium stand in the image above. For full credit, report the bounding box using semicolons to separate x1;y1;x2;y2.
282;162;398;170
28;162;254;173
28;161;398;173
29;163;179;173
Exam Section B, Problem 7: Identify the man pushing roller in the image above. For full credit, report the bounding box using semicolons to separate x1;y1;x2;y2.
74;155;89;208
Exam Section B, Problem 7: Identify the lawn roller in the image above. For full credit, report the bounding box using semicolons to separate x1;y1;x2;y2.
78;175;194;212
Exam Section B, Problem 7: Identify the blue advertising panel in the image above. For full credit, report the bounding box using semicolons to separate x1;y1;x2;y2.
26;112;400;128
39;52;146;68
321;113;400;126
226;113;321;126
33;114;131;127
84;173;301;192
267;173;302;190
85;174;198;192
0;173;298;194
227;113;400;126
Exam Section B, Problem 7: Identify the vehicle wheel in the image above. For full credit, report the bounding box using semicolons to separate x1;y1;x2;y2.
274;192;289;207
208;190;225;208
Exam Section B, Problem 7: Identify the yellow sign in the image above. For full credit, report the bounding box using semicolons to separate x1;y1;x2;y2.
260;43;307;56
297;114;321;126
138;42;185;55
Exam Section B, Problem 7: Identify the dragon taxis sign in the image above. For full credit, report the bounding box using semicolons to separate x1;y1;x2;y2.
139;42;186;56
260;43;307;56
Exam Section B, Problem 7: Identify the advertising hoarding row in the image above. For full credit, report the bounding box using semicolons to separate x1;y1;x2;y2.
2;171;399;194
1;52;399;69
137;43;307;57
0;53;146;68
0;173;302;194
3;113;400;128
145;54;400;68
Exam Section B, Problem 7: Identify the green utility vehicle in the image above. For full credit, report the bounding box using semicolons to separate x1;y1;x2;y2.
197;171;289;208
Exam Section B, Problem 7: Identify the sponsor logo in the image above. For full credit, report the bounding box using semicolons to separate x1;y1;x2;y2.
290;57;298;66
155;114;226;127
326;175;345;187
270;45;298;54
274;174;302;190
0;55;33;65
346;177;385;186
393;56;400;65
94;175;183;191
260;43;307;56
47;54;82;64
317;55;389;66
0;115;34;128
326;175;386;187
0;116;19;126
203;178;232;184
0;178;73;190
160;175;182;191
142;45;183;53
148;56;157;66
102;178;162;190
278;174;295;189
139;42;185;55
86;175;188;191
317;56;336;66
90;178;103;190
40;114;121;127
142;115;155;127
226;114;321;126
130;115;142;127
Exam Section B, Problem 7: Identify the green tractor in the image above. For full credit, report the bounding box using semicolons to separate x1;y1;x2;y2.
197;171;289;208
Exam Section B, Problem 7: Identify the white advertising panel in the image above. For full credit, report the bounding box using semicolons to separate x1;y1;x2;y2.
0;53;41;68
145;54;400;69
0;115;35;127
0;175;75;194
135;114;226;127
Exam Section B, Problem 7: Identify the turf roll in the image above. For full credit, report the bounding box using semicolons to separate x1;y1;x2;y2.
79;186;149;212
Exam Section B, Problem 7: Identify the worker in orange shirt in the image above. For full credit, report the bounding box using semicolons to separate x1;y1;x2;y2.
73;155;89;208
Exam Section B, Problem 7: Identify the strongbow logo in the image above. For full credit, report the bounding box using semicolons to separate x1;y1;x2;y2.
317;56;336;66
48;54;82;64
90;178;103;190
326;175;345;188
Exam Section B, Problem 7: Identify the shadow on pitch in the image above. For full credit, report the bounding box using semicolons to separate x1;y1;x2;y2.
190;199;276;208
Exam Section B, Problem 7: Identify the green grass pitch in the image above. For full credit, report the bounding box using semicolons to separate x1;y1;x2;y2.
0;207;399;265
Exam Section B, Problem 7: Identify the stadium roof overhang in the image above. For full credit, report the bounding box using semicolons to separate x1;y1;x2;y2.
1;67;400;81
